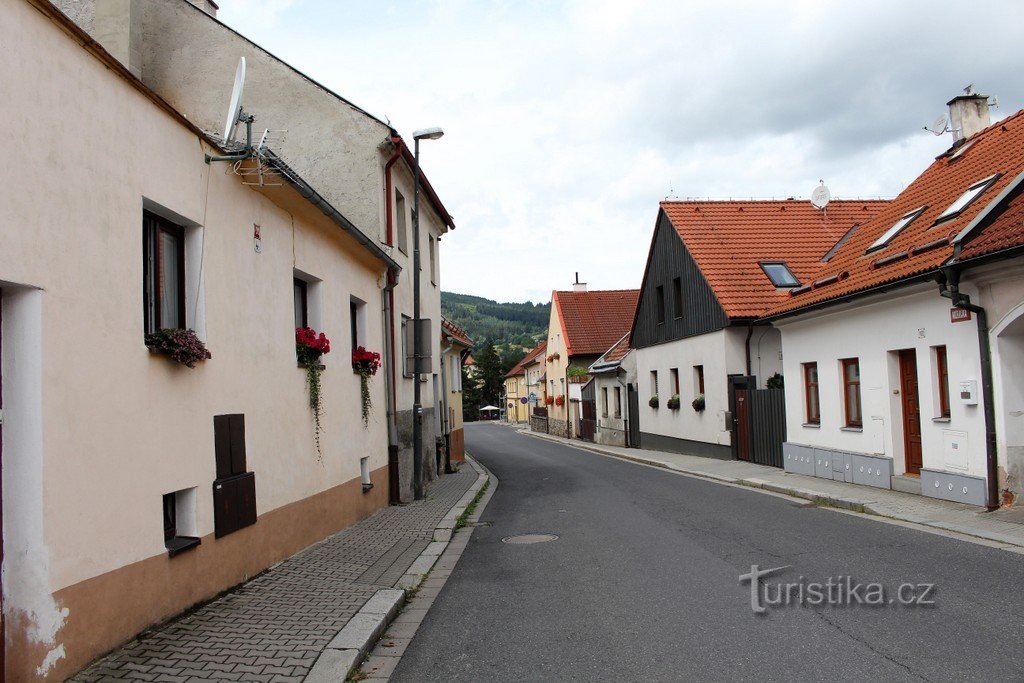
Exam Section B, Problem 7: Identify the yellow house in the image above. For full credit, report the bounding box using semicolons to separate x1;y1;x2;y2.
441;318;473;465
504;341;546;423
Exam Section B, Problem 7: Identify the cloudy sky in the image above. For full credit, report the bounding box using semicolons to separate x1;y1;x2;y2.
217;0;1024;304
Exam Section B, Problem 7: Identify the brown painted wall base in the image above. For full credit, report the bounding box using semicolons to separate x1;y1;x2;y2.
7;465;389;682
450;428;465;462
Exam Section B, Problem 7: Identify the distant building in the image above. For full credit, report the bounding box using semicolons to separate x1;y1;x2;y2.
441;318;473;465
505;341;547;423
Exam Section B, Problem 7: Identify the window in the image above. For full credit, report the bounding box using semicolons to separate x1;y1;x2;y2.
656;285;666;324
673;277;683;318
822;224;858;263
651;370;659;396
671;368;680;396
936;346;950;418
868;207;926;251
360;456;373;492
350;297;366;354
163;488;199;556
935;174;999;223
841;358;862;427
401;315;413;377
143;211;185;334
294;278;308;329
429;235;437;285
602;387;609;417
213;414;257;538
614;386;622;418
803;362;820;424
396;190;408;253
759;262;800;288
694;365;705;396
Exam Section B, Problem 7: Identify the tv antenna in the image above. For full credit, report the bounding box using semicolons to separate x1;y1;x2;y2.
810;180;830;210
923;114;949;136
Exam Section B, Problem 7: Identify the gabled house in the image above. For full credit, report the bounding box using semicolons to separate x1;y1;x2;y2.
53;0;456;503
505;341;547;424
630;198;886;460
768;93;1024;507
2;0;401;677
586;334;637;446
440;318;472;468
543;281;640;438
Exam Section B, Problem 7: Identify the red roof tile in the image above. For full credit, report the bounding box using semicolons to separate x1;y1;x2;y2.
956;189;1024;261
554;289;640;357
662;199;888;318
769;108;1024;317
506;341;547;378
441;317;473;348
602;334;632;363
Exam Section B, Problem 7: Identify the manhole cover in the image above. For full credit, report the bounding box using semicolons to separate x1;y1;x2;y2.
502;534;559;544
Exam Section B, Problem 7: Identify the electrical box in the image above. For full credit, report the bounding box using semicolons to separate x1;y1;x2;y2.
959;380;978;406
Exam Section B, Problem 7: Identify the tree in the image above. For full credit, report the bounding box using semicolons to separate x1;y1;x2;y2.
474;342;505;408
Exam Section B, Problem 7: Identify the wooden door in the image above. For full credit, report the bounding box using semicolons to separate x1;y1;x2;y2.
899;349;923;475
736;389;751;461
1;291;5;680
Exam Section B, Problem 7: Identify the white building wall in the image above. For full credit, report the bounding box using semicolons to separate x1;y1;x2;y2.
778;287;987;479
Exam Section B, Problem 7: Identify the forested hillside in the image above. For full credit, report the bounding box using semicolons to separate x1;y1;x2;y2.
441;292;549;350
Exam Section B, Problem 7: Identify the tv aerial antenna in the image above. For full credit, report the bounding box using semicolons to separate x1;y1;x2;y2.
810;180;830;211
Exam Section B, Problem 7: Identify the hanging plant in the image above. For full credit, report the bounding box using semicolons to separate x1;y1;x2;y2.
649;395;659;409
667;394;681;410
554;395;565;407
692;393;706;412
145;328;211;368
296;327;331;456
352;346;382;427
545;395;555;406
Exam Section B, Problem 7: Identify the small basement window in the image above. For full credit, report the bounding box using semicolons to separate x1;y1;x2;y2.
759;262;800;287
934;174;999;224
868;207;926;252
163;487;200;556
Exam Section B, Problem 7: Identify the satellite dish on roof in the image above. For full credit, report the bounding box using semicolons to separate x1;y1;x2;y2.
223;57;246;144
810;181;831;210
923;114;948;136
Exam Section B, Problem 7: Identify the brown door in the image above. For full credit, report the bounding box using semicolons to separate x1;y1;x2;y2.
1;291;5;680
736;389;751;461
899;349;923;475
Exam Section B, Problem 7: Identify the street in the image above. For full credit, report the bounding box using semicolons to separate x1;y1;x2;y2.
393;423;1024;682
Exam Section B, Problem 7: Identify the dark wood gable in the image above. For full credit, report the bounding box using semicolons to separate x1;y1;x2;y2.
631;210;728;349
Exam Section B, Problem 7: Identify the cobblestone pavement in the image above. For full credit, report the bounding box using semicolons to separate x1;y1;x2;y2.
74;468;477;682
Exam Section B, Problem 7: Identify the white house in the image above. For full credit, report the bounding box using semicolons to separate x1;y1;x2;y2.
2;1;404;678
769;92;1024;508
586;334;637;447
629;199;886;460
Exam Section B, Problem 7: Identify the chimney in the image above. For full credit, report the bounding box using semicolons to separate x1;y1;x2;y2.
94;0;143;78
573;272;587;293
184;0;219;17
947;89;991;142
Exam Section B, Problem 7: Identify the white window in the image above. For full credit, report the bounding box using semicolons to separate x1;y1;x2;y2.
868;207;926;251
935;174;998;223
396;190;408;253
759;262;800;287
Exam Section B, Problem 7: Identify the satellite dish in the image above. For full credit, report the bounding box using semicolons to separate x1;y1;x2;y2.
223;57;246;144
810;181;831;210
924;114;948;136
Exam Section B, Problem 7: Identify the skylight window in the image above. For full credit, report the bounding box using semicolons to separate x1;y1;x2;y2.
822;224;858;263
867;207;926;252
948;140;976;161
934;174;999;223
760;262;800;287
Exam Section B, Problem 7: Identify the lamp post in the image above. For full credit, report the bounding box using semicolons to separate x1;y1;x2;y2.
412;126;443;501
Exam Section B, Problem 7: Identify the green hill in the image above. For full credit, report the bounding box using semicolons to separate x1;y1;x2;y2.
441;292;549;364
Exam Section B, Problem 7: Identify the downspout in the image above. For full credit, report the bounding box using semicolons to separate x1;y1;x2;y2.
745;322;754;378
439;334;454;473
938;268;999;509
382;269;400;504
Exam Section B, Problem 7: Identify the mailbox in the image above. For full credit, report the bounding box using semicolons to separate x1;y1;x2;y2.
959;380;978;406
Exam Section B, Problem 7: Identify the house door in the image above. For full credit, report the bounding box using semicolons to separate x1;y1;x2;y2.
730;375;756;461
0;291;5;679
627;383;640;447
899;349;923;475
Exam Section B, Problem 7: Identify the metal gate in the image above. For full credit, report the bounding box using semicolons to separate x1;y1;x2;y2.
579;380;596;442
732;383;786;468
627;383;640;447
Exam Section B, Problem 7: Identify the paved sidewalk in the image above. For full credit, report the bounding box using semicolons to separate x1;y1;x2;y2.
74;467;478;682
517;426;1024;549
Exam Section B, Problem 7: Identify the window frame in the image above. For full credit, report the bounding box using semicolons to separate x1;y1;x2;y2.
671;368;680;396
651;370;659;397
803;362;820;425
613;386;622;418
656;285;666;325
294;278;309;330
867;207;926;252
758;261;800;288
936;345;950;418
395;189;408;254
934;174;999;224
672;277;683;319
602;387;609;417
694;365;705;396
143;210;186;335
841;358;862;428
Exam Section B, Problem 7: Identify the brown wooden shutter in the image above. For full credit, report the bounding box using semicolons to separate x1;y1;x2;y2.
212;413;257;538
228;414;246;475
213;414;233;480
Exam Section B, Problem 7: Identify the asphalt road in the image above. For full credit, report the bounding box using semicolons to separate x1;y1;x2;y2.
392;424;1024;682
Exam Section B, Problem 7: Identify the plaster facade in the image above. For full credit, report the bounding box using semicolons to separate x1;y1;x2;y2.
2;2;391;677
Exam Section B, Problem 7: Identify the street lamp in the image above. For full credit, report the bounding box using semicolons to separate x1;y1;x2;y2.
412;126;444;500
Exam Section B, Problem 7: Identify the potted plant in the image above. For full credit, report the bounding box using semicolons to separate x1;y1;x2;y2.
296;327;331;456
545;396;555;406
692;393;706;412
667;394;681;410
649;395;659;409
766;372;784;389
352;346;382;427
145;328;211;368
554;395;565;407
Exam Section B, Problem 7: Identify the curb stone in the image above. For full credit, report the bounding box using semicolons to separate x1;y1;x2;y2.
306;456;490;682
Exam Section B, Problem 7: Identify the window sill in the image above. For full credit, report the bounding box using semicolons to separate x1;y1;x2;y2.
840;426;863;432
166;536;201;557
932;416;951;423
802;422;821;429
298;361;326;370
362;483;374;493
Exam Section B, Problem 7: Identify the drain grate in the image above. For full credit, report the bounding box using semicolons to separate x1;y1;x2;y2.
502;534;559;544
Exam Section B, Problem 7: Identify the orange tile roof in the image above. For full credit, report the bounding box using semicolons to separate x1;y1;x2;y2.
956;189;1024;261
554;289;640;357
661;199;889;318
603;334;632;363
506;341;547;378
441;317;473;348
769;108;1024;317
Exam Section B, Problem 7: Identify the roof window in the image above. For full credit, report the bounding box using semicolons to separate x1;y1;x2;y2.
867;207;926;252
822;224;858;263
759;262;800;287
948;140;976;161
934;174;999;224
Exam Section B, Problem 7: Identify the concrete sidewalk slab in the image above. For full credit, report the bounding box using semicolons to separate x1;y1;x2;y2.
519;426;1024;550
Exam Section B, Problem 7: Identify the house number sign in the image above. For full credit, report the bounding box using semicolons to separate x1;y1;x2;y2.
950;307;971;323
